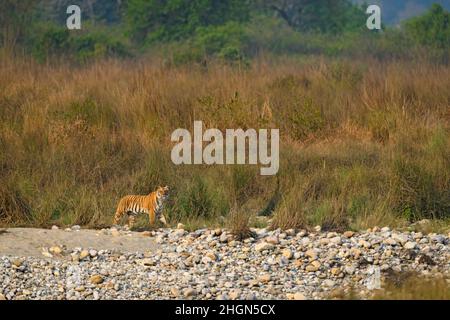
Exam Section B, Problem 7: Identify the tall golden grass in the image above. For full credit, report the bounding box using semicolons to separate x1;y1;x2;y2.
373;275;450;300
329;272;450;300
0;52;449;231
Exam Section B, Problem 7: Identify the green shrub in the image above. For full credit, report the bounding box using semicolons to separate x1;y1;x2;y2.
163;22;250;65
71;32;129;62
30;23;70;62
170;175;229;221
29;23;130;63
194;22;248;62
125;0;250;43
404;4;450;50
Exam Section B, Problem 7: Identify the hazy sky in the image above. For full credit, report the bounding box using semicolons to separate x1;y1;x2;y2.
353;0;450;25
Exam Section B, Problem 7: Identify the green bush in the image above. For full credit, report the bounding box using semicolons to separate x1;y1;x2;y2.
170;175;229;221
195;22;248;59
30;23;70;61
404;4;450;50
71;32;129;62
125;0;250;43
169;22;249;64
29;22;130;63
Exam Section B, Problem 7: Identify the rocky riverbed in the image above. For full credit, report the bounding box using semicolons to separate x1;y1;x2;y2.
0;225;449;300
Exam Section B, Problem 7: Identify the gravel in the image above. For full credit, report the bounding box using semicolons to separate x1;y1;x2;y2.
0;226;449;300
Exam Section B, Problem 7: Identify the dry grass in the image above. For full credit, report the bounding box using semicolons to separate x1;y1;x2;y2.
0;51;449;231
373;273;450;300
328;271;450;300
270;191;307;231
227;205;254;240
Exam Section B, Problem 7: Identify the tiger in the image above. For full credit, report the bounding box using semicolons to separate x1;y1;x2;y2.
113;186;170;228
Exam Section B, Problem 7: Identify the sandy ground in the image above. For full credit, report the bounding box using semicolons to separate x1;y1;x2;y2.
0;227;157;257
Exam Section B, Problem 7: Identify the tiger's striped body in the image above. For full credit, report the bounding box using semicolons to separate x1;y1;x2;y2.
113;186;169;228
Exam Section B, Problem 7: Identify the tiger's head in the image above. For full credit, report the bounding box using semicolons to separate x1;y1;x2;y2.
156;185;170;200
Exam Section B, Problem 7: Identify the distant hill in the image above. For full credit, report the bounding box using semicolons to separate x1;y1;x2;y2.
353;0;450;25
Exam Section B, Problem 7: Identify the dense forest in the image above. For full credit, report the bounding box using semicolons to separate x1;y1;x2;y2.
1;0;449;63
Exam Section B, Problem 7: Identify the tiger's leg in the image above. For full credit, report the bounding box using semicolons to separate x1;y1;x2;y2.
155;208;167;225
128;214;136;229
159;214;167;226
113;208;125;225
148;209;156;226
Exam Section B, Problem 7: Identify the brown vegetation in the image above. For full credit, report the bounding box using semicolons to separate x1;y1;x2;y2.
0;52;449;230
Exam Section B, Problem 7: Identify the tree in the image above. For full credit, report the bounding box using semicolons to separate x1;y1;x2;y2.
258;0;366;34
125;0;250;43
0;0;36;51
404;3;450;50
